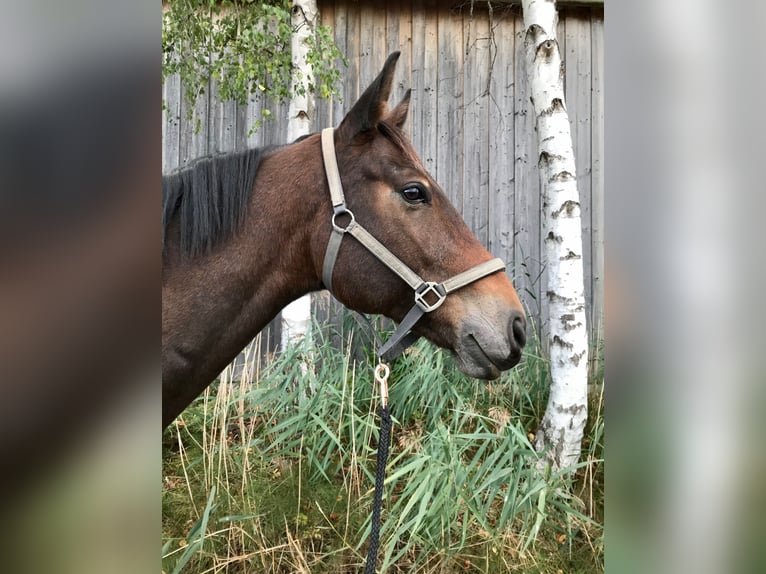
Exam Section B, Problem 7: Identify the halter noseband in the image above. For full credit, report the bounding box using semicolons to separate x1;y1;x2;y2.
320;128;506;362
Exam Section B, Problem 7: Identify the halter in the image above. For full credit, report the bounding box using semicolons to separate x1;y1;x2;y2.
320;127;506;362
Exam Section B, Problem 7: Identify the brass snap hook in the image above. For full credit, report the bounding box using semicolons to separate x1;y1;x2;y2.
374;362;390;408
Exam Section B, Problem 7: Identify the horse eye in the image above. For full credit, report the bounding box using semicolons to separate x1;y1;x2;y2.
400;185;426;204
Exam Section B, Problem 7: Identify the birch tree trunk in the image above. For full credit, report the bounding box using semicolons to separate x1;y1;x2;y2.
521;0;588;470
280;0;318;351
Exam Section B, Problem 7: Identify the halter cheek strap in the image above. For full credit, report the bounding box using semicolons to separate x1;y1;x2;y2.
320;128;506;362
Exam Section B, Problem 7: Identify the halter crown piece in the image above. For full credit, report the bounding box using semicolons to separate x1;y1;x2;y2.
320;128;507;362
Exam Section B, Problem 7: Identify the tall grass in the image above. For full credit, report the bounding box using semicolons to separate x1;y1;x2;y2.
162;314;603;573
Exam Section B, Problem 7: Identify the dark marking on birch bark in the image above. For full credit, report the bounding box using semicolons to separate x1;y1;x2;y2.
546;231;563;243
552;334;573;349
551;199;580;218
535;418;566;462
525;24;546;49
547;290;575;303
571;350;586;366
560;250;581;261
539;150;565;169
555;403;586;416
563;321;583;332
550;170;574;182
536;39;558;64
539;98;567;117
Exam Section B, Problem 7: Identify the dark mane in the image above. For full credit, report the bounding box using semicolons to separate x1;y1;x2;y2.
162;147;271;259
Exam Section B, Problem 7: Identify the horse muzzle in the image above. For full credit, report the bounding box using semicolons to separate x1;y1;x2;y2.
453;309;527;379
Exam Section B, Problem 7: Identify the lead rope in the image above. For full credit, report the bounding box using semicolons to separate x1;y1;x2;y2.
365;362;391;574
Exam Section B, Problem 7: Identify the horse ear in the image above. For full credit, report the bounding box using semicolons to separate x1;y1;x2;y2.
338;51;401;138
385;89;411;130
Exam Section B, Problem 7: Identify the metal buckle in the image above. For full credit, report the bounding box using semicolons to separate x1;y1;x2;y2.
414;282;447;312
331;207;356;233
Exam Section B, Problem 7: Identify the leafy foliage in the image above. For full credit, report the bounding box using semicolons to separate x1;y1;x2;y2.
162;0;345;128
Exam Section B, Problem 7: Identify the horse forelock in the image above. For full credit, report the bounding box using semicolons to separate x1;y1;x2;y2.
376;120;447;202
376;121;423;170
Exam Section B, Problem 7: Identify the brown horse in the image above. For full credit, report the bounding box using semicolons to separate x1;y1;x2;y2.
162;53;526;428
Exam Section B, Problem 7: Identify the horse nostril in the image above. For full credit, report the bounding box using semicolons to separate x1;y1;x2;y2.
510;312;527;349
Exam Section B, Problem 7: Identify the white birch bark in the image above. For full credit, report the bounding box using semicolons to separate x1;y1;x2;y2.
521;0;588;470
281;0;318;351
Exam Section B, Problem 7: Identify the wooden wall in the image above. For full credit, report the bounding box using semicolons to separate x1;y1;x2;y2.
162;1;604;344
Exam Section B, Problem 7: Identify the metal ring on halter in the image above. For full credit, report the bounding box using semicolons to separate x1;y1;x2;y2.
414;281;447;313
332;208;356;233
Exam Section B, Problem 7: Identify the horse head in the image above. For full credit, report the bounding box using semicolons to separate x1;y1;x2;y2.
310;52;526;379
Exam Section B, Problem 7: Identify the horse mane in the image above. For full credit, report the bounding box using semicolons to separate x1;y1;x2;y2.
161;129;405;260
162;147;271;259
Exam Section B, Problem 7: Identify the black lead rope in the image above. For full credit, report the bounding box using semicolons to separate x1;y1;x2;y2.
364;362;392;574
365;404;392;574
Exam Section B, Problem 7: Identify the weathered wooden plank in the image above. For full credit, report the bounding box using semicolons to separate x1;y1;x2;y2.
359;2;376;90
190;81;210;163
314;0;335;131
246;93;264;149
386;0;400;62
590;13;604;337
436;2;464;210
207;72;220;154
565;13;592;328
411;0;438;175
398;0;413;111
462;7;491;245
410;0;425;155
488;9;516;269
329;0;348;129
177;84;190;166
196;86;211;159
345;0;361;103
235;96;249;151
219;93;238;153
513;12;543;329
274;97;290;145
162;78;167;170
163;73;181;172
369;2;388;90
207;71;238;154
385;0;405;106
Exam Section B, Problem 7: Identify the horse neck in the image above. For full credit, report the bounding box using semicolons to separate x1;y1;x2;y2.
162;136;327;425
177;136;327;333
241;136;327;303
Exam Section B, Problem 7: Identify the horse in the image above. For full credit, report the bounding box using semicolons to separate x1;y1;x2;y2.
162;52;527;428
